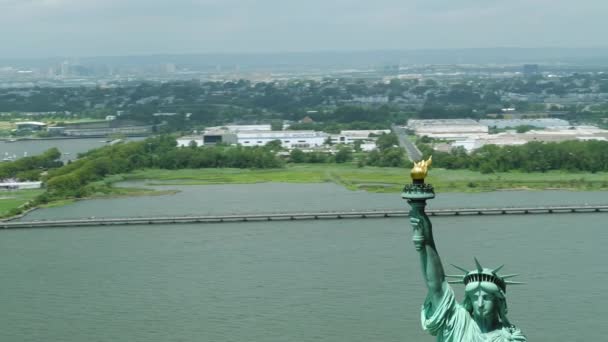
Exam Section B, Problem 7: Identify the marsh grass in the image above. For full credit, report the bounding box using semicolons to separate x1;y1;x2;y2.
123;164;608;193
0;189;44;217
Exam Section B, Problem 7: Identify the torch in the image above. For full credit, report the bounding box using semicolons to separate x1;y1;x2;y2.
401;156;434;250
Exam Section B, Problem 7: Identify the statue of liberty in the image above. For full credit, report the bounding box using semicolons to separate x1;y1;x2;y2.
403;157;526;342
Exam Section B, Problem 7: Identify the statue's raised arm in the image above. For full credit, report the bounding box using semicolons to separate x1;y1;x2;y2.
403;157;447;306
402;156;527;341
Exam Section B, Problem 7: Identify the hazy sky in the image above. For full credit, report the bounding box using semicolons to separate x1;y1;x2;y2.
1;0;607;57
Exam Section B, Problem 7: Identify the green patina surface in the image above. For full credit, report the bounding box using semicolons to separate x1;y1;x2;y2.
403;172;527;341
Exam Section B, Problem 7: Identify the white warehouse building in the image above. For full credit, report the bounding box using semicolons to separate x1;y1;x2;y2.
406;119;488;140
330;130;391;145
237;130;328;149
206;124;272;132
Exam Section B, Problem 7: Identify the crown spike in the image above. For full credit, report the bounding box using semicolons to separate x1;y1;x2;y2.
504;281;525;285
445;274;466;278
501;274;519;279
447;280;462;284
474;257;483;272
450;264;469;273
492;264;505;274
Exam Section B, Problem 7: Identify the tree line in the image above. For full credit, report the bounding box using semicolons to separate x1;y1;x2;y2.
0;148;63;181
42;136;284;199
417;140;608;173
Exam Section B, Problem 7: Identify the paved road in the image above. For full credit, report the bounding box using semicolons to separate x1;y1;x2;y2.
391;124;422;161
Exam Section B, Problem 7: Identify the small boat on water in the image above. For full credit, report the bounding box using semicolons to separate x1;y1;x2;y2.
2;153;16;162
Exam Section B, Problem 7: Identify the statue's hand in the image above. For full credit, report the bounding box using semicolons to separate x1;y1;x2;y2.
410;217;425;251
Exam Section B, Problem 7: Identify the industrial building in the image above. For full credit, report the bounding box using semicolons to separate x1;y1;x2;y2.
409;119;608;152
63;125;154;137
176;131;238;147
0;181;42;190
237;131;327;149
15;121;47;131
330;130;390;144
205;124;272;132
449;126;608;152
53;120;155;137
406;119;488;140
479;118;570;129
177;130;328;149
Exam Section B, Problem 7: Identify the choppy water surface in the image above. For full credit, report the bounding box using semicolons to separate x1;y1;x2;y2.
1;184;607;341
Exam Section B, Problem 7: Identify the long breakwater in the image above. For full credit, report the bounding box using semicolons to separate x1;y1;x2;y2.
1;205;607;229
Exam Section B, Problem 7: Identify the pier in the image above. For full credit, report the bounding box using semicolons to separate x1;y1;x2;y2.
1;205;607;229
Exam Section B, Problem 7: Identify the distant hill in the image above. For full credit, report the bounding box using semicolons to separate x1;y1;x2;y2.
3;47;608;69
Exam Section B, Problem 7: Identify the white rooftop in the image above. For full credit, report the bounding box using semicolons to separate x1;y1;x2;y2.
16;121;46;126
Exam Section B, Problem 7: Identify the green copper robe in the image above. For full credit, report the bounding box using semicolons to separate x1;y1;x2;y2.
420;285;526;342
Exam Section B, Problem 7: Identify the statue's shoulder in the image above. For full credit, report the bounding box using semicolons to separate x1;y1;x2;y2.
502;325;527;342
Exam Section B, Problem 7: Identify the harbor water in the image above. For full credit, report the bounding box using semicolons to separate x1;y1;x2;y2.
1;183;607;341
1;138;143;162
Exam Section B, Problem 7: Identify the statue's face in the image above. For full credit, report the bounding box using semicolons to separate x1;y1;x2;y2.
469;289;496;320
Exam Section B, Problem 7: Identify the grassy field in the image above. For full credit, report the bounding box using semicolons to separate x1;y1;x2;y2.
123;164;608;193
0;121;14;130
0;189;45;217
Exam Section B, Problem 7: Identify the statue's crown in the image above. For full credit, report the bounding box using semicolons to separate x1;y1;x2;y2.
447;258;524;293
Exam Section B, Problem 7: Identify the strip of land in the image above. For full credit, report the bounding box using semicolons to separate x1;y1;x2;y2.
122;164;608;193
2;164;608;219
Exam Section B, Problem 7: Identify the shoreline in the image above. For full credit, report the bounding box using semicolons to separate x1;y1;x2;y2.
0;135;152;142
3;165;608;220
0;206;39;222
0;187;179;221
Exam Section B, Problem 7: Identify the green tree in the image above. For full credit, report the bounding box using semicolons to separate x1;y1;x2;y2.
270;120;283;131
376;133;399;151
334;147;353;163
289;149;306;163
264;139;283;151
353;140;363;152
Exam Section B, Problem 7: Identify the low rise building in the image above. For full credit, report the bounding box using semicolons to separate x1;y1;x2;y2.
153;112;179;117
330;129;390;145
61;120;154;137
63;125;154;137
176;136;203;147
351;95;390;104
237;130;328;149
360;142;378;152
407;119;488;140
206;124;272;132
15;121;46;131
448;126;608;152
177;130;327;149
0;180;42;190
176;131;238;147
479;118;569;129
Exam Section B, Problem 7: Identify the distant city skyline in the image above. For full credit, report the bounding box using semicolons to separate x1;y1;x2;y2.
1;0;607;58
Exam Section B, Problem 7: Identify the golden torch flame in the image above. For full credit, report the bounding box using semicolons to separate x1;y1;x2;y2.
410;156;432;181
